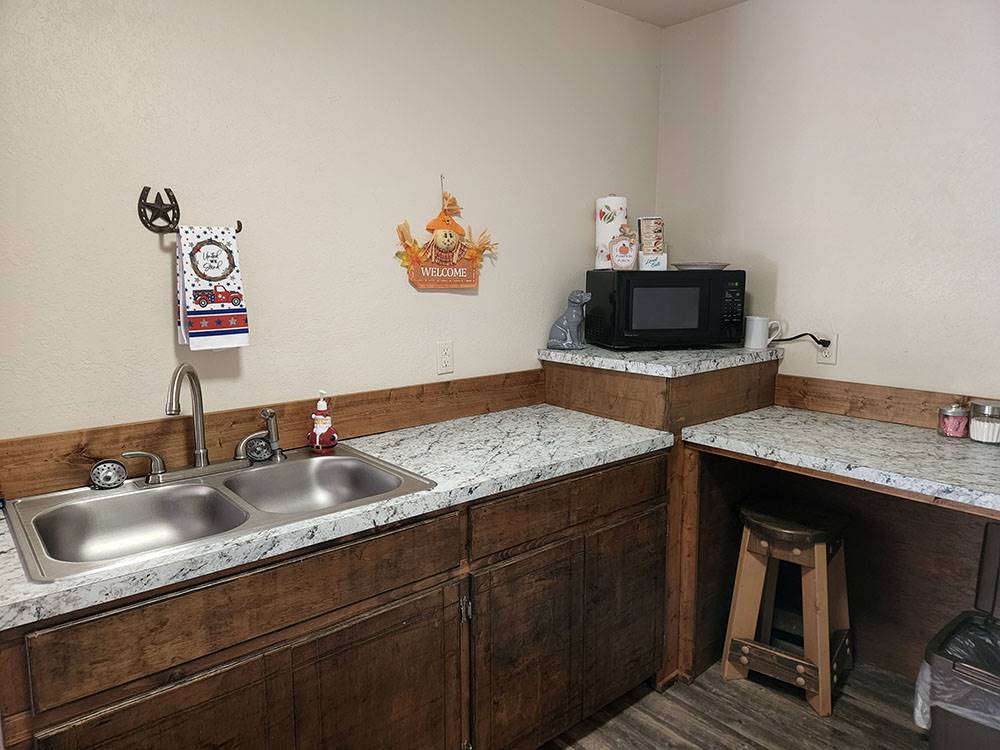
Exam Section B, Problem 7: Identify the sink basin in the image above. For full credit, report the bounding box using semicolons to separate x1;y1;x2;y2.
32;485;248;563
225;456;404;514
4;445;434;581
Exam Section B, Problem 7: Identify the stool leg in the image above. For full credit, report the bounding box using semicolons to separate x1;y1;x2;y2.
722;527;769;681
828;544;850;632
801;541;832;716
828;543;852;676
758;558;779;645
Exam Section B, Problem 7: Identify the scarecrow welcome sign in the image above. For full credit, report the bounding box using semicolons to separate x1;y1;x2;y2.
394;185;498;290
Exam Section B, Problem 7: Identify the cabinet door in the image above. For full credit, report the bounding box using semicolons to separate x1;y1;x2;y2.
583;504;666;715
291;584;465;750
34;650;293;750
472;538;584;750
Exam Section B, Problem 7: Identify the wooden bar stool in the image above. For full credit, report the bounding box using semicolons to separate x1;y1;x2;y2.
722;503;853;716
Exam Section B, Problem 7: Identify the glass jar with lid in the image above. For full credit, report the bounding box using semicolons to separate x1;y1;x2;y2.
938;404;969;438
969;399;1000;444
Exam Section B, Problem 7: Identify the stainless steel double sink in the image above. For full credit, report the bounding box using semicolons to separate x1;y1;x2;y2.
4;445;435;582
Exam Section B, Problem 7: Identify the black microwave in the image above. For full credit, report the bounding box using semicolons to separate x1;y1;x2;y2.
584;269;746;349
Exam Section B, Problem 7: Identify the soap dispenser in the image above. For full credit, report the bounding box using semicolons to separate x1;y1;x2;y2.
307;390;338;454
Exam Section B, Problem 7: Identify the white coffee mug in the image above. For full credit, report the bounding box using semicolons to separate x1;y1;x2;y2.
745;316;783;350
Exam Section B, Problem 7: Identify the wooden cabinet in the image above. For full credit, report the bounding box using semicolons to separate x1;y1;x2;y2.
33;651;294;750
26;513;462;712
0;453;667;750
582;505;666;715
472;539;585;750
471;501;666;749
290;584;466;750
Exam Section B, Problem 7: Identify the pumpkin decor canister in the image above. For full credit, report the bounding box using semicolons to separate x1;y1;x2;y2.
609;222;639;271
394;184;498;290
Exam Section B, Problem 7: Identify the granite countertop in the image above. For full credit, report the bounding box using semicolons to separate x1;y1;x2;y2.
537;345;783;378
683;406;1000;514
0;404;673;630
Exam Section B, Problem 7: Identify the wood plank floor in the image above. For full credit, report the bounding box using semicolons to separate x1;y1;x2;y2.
545;663;927;749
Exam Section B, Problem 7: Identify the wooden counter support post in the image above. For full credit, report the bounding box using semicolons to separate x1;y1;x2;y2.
658;445;701;688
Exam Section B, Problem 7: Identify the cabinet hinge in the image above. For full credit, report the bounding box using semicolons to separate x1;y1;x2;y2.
459;595;473;623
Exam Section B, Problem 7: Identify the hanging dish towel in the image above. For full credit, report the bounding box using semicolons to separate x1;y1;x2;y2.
176;225;250;350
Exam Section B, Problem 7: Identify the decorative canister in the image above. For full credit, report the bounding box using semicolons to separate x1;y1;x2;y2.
609;223;639;271
937;404;969;438
637;216;666;270
969;399;1000;444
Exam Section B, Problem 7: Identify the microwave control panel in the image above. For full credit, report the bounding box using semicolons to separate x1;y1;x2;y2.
721;282;744;336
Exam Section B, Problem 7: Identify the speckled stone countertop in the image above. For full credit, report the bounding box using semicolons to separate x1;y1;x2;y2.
683;406;1000;514
537;345;783;378
0;405;672;630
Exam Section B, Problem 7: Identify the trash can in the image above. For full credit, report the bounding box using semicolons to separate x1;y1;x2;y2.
915;523;1000;749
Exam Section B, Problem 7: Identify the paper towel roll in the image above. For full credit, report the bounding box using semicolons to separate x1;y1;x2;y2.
595;195;627;269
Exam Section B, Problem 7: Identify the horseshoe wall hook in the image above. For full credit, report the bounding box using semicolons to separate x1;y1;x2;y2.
138;186;244;234
137;186;180;233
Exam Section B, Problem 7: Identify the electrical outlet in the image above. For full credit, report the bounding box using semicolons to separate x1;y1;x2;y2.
436;340;454;375
816;334;839;365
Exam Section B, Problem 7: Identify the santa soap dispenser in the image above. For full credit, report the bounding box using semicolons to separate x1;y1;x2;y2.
307;390;338;454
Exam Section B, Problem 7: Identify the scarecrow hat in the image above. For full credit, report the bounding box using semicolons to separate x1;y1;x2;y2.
426;191;466;236
426;209;465;236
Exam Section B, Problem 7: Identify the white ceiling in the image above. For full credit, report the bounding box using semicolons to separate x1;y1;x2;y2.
585;0;746;27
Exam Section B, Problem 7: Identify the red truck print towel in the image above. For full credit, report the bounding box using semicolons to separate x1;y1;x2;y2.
176;226;250;350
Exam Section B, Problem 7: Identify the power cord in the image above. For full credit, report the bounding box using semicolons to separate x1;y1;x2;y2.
773;332;831;348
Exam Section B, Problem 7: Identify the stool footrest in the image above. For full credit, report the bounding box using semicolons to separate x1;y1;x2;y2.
727;638;820;693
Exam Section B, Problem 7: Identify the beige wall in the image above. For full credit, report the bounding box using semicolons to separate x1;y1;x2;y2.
657;0;1000;395
0;0;662;438
7;0;996;441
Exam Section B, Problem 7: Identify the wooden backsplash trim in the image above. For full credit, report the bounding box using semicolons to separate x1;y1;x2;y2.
774;374;971;430
0;369;544;500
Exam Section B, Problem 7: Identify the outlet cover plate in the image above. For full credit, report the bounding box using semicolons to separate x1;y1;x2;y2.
437;340;454;375
816;334;838;365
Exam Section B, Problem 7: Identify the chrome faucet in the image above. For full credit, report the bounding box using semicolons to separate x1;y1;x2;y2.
122;450;167;484
165;363;209;468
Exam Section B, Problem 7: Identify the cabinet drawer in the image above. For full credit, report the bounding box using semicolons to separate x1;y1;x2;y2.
470;454;666;559
33;652;290;750
26;512;462;712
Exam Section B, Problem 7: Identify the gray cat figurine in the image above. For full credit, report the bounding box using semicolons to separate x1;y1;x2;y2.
547;289;592;350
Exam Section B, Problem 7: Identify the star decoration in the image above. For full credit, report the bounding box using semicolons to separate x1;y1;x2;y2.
138;187;180;233
143;192;175;224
